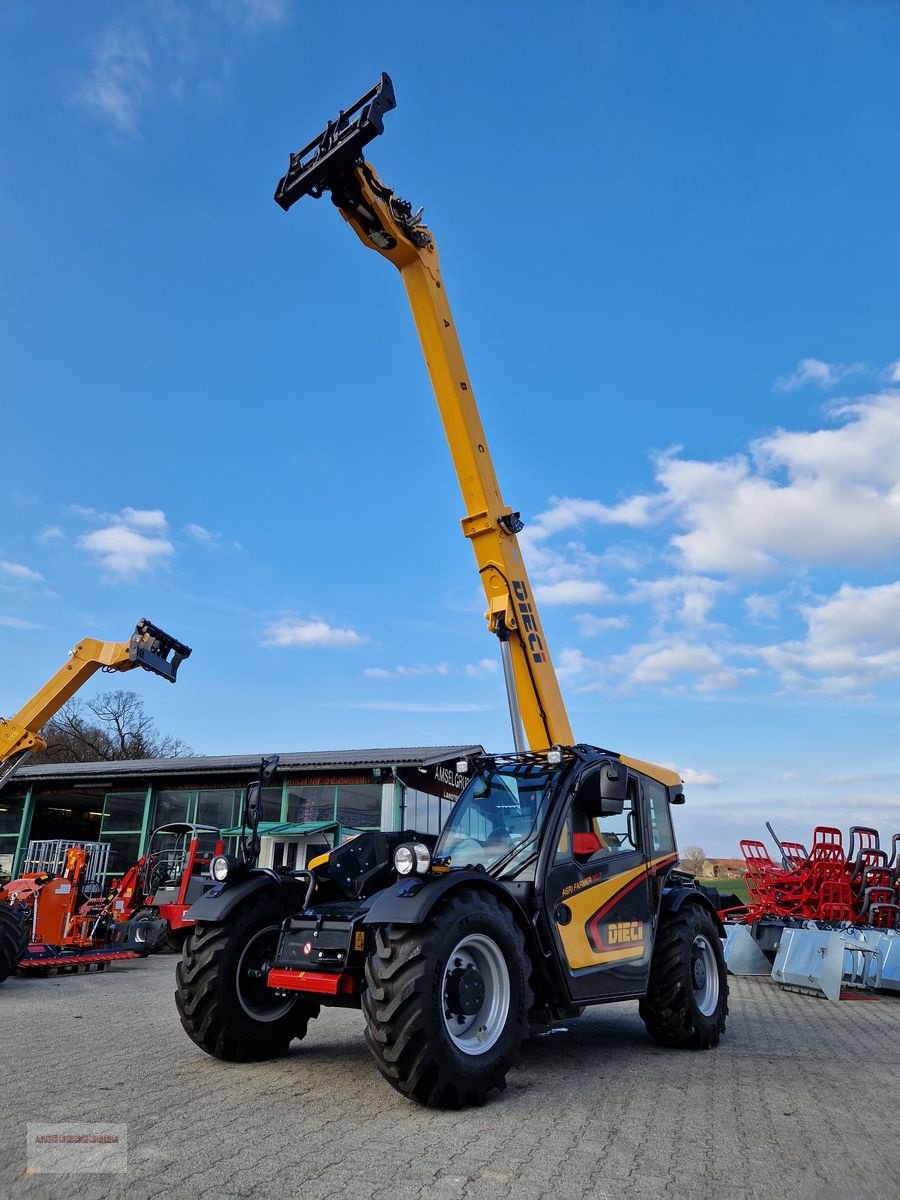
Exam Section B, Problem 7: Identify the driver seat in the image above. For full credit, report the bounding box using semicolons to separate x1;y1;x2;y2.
573;832;602;860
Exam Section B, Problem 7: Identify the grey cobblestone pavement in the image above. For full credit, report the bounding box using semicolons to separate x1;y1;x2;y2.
2;957;899;1200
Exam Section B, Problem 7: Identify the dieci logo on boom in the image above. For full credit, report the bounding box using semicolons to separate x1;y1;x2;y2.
512;580;547;664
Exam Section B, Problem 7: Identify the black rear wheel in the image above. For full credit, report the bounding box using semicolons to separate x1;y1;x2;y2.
639;903;728;1049
0;904;28;983
363;886;532;1107
175;891;318;1061
131;907;168;954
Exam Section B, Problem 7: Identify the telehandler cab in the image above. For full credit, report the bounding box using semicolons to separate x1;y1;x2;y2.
174;75;727;1107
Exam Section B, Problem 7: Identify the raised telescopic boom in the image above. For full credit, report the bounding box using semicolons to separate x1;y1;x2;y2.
0;618;191;790
275;74;571;752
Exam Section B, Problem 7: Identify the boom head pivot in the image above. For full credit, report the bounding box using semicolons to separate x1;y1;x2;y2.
274;72;396;211
128;619;192;683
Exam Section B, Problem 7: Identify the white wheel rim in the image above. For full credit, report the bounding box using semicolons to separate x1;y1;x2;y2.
441;932;510;1055
691;934;720;1017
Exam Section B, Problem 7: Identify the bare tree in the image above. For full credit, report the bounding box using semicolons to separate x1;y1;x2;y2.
40;690;192;763
679;845;707;876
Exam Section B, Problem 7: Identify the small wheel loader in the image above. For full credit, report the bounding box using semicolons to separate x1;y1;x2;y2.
112;822;224;952
174;76;728;1107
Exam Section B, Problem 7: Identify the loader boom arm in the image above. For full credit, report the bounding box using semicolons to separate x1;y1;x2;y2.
275;74;573;750
0;618;191;788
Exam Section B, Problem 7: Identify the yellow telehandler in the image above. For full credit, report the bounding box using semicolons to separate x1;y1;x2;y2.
174;76;727;1107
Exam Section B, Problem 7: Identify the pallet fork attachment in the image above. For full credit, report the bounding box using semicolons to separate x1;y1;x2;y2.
128;618;192;683
275;73;396;210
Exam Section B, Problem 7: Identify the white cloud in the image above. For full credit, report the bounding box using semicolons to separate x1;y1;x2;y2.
120;507;167;531
774;357;863;392
887;359;900;383
744;593;781;624
525;395;900;579
184;523;220;545
76;27;152;133
78;526;173;579
534;580;611;605
635;394;900;576
262;618;367;648
526;495;657;543
626;575;726;628
37;527;64;543
77;5;290;133
0;561;43;583
614;639;743;691
465;658;499;677
663;765;723;787
76;508;173;579
680;768;723;786
362;662;449;678
755;580;900;692
554;647;601;681
216;0;290;28
575;614;630;635
557;636;753;695
0;615;41;630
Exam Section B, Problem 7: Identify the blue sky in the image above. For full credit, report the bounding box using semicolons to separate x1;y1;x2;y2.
2;1;900;855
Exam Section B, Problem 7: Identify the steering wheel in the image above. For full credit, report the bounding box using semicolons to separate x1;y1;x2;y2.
149;864;170;891
486;825;514;849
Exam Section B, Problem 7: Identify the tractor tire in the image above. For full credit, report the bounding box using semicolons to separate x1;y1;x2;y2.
0;904;28;983
639;904;728;1049
363;886;532;1108
166;926;188;954
174;891;318;1062
131;908;168;954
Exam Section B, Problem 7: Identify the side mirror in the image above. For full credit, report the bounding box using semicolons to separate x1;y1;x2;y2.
577;761;628;817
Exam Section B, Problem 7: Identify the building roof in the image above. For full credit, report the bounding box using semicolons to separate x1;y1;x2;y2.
12;745;483;784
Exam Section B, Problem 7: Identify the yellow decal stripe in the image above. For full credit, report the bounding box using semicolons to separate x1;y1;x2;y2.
556;853;677;970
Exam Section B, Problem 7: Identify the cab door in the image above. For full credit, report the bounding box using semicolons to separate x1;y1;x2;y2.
545;768;655;1003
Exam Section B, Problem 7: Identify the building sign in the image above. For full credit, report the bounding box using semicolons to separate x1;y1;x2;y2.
396;761;467;802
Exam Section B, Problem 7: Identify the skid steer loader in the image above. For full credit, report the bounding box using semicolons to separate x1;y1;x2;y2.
173;75;727;1108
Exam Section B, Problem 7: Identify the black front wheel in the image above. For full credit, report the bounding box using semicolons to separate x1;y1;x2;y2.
639;903;728;1049
363;886;532;1107
175;891;318;1061
130;907;168;954
0;904;28;983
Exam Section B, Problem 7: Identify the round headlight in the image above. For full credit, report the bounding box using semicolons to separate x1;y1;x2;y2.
394;845;415;875
411;843;431;875
210;855;232;883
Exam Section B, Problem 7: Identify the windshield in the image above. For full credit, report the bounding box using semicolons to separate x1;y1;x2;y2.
434;760;560;878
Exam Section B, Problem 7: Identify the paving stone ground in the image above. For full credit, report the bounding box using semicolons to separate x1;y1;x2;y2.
2;956;899;1200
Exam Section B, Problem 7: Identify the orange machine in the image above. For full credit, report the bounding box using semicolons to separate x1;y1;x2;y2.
1;842;143;974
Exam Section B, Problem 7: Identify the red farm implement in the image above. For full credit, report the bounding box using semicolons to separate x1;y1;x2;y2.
737;824;900;928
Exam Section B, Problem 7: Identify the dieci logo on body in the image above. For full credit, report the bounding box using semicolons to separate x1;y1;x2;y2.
512;580;547;664
605;921;644;948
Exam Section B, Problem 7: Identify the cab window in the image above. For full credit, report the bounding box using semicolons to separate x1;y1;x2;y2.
645;777;675;854
556;777;640;864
